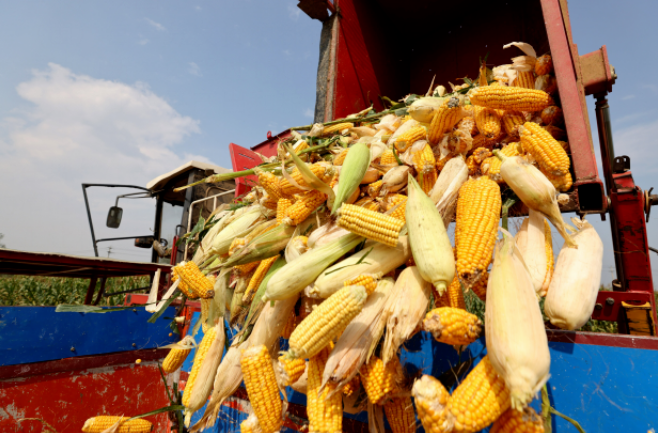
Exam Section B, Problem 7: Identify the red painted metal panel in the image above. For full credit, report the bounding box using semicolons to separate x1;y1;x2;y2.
251;129;293;158
547;329;658;350
229;143;262;197
0;360;171;433
590;290;654;323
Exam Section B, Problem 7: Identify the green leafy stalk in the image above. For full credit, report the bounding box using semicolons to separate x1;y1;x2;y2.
501;195;517;231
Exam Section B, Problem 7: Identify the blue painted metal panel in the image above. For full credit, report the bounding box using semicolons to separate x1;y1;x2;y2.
0;306;177;366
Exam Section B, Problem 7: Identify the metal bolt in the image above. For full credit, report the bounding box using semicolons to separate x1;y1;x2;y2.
133;308;137;312
132;343;137;347
70;347;75;352
595;303;603;310
606;297;615;306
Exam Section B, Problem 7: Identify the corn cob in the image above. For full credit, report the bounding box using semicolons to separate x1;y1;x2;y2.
200;298;211;333
240;345;282;433
172;268;196;299
427;98;463;144
385;396;416;433
332;141;370;213
229;237;248;256
543;124;567;140
276;198;293;223
234;260;260;277
471;270;489;302
542;219;554;295
380;148;397;165
280;311;297;339
240;414;263;433
333;148;349;166
535;75;558;94
395;125;427;152
287;284;367;359
364;180;383;198
383;193;407;222
535;54;553;76
82;417;153;433
491;407;544;433
456;116;477;136
502;110;526;137
280;163;333;196
422;307;482;346
258;171;283;201
344;273;380;296
182;326;217;407
337;203;404;247
412;142;436;173
455;176;501;283
283;189;327;226
261;197;278;209
470;87;552;112
473;106;502;142
412;375;451;433
355;196;380;212
162;338;193;373
441;275;466;310
545;170;573;192
307;345;342;433
322;122;354;136
445;356;511;432
278;356;306;386
417;169;438;195
242;255;279;304
360;355;397;405
481;143;519;183
342;375;360;396
466;154;479;176
540;106;563;126
175;261;215;299
513;71;535;89
519;122;570;176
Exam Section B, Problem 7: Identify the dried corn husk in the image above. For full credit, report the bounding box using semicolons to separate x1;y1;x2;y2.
207;205;266;257
406;175;455;296
263;233;363;301
485;229;550;410
514;209;548;297
285;234;310;263
360;167;381;184
387;119;419;146
191;209;235;264
408;97;447;123
429;156;468;220
312;237;411;298
307;223;351;249
545;218;603;330
380;165;410;197
381;266;431;365
332;141;370;214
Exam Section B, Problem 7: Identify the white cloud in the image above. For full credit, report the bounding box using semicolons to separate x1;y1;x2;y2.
621;94;635;100
188;62;202;77
145;18;166;32
0;63;202;257
288;3;301;21
138;37;149;46
303;108;313;118
614;117;658;173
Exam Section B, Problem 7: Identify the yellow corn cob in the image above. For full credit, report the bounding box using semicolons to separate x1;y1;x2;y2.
481;143;520;183
234;260;260;276
444;276;466;310
240;345;282;433
262;198;278;210
175;261;215;299
543;125;567;141
278;356;306;386
280;310;297;339
471;134;490;151
283;190;327;226
366;180;384;198
412;375;451;433
380;148;397;165
342;375;360;396
322;122;354;136
258;171;283;201
172;268;196;299
545;170;573;192
200;298;211;333
162;345;192;373
455;177;501;282
333;148;349;166
466;154;479;176
540;106;564;126
242;255;279;303
280;163;332;196
422;307;483;346
417;169;438;195
491;407;544;433
502;110;526;137
307;345;342;433
436;153;456;172
471;270;489;302
240;414;263;433
385;395;416;433
395;125;427;152
182;326;217;407
82;417;152;433
385;194;408;222
360;355;397;405
457;116;477;136
445;356;511;432
412;142;436;173
513;71;535;89
470;87;552;112
474;106;502;141
519;122;570;176
344;273;380;296
427;98;463;144
472;146;493;164
542;219;554;294
293;140;309;154
276;198;293;223
229;237;248;256
337;203;404;247
535;54;553;76
287;285;367;359
355;196;381;212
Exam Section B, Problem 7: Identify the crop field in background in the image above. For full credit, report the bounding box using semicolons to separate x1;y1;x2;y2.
0;275;150;306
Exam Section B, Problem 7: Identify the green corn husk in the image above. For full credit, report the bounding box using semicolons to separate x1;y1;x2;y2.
283;142;335;203
406;174;455;296
191;209;235;264
242;255;287;333
263;233;364;302
331;141;370;214
205;205;266;259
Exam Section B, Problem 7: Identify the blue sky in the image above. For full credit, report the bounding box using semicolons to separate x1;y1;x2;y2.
0;1;657;286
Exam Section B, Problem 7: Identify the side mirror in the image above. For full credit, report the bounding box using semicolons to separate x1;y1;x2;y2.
134;236;155;248
106;206;123;228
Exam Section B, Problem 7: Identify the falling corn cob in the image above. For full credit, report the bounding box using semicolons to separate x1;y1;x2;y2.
491;407;545;433
360;355;397;405
283;189;327;226
412;375;451;433
242;255;280;304
470;87;552;112
162;335;195;373
445;356;511;432
278;356;306;386
344;273;380;296
427;97;463;144
455;176;501;283
175;261;215;299
82;417;153;433
276;198;293;223
286;284;367;359
385;396;416;433
422;307;483;346
307;345;342;433
241;345;282;433
395;125;427;152
322;122;354;136
473;106;502;142
519;122;570;176
182;326;218;408
258;171;283;202
337;203;404;247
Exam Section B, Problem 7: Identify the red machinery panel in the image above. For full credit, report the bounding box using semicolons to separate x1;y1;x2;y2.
229;143;262;197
